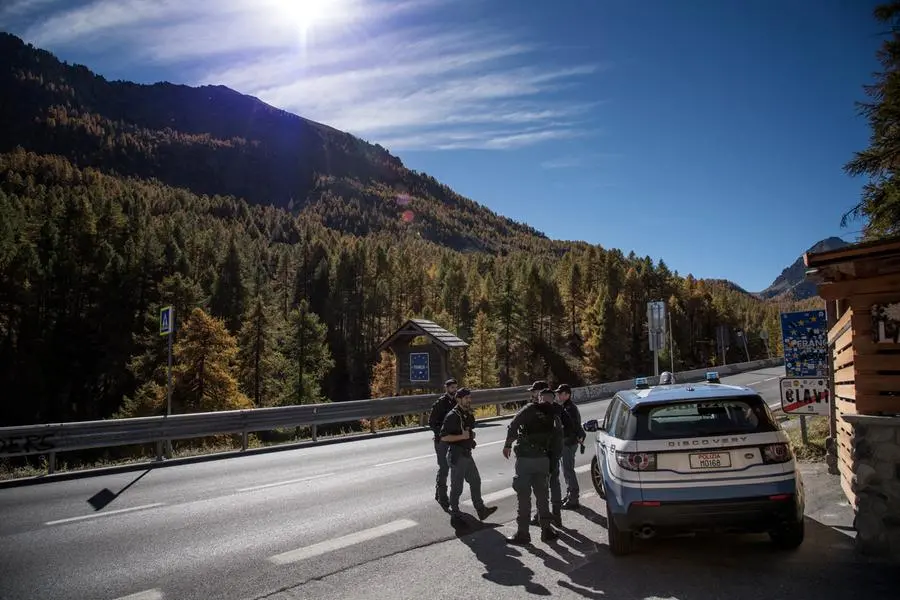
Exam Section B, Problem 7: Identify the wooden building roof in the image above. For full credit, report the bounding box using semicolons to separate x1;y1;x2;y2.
376;319;469;353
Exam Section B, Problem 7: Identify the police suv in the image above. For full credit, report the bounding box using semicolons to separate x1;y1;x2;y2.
584;372;805;556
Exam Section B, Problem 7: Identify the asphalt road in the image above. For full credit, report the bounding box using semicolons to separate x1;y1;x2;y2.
5;366;888;600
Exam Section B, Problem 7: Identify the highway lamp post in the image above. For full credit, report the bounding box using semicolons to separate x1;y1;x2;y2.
160;306;174;459
760;328;771;359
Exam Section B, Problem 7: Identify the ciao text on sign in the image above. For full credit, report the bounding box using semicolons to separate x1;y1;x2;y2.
780;377;830;416
0;433;56;456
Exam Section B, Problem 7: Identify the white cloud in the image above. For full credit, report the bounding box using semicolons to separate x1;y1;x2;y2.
10;0;604;152
540;152;622;169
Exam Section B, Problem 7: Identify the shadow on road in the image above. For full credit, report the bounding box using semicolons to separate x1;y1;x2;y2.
555;517;899;599
86;468;152;511
453;512;552;596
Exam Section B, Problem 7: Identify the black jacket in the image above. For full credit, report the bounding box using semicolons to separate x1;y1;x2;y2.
428;393;456;439
440;406;476;456
560;400;585;446
504;403;563;459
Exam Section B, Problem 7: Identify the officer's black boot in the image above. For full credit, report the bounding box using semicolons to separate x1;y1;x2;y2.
506;523;531;545
540;518;558;542
435;486;450;511
551;504;563;528
561;496;580;510
477;505;498;521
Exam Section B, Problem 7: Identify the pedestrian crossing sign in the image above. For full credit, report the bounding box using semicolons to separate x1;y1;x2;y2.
160;306;174;337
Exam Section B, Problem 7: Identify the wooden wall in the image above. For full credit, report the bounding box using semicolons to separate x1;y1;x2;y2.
392;341;448;391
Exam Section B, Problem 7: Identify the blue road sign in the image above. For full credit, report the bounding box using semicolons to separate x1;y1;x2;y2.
780;310;828;377
160;306;174;337
409;352;430;383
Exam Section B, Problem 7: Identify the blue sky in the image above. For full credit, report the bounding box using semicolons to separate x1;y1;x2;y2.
0;0;886;291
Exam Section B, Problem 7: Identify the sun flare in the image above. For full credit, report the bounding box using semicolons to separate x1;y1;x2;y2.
266;0;341;33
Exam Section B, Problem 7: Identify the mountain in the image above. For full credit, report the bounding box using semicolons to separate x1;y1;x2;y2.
0;32;546;254
758;237;851;300
0;32;796;430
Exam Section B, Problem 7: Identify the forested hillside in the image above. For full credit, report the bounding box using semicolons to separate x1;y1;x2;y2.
0;32;546;255
0;34;802;429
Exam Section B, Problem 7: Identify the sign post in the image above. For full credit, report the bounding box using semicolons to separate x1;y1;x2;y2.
647;301;667;376
760;328;771;359
716;324;729;366
779;309;829;445
735;330;751;362
160;306;174;458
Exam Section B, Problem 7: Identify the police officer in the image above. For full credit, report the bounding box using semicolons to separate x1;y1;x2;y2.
530;387;569;527
555;384;585;510
502;387;563;545
439;388;498;522
428;378;458;510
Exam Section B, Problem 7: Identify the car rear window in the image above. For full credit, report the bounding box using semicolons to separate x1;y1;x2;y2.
633;395;779;440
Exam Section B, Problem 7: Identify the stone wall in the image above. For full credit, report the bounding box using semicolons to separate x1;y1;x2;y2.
845;415;900;561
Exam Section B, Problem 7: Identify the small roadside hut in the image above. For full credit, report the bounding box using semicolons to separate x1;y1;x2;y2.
376;318;468;394
805;236;900;560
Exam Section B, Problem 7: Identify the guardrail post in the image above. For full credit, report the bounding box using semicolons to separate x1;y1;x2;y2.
155;441;164;462
419;412;426;427
241;431;248;451
311;424;318;442
47;452;56;474
370;418;376;434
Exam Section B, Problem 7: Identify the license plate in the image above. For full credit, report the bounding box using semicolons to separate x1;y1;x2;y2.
689;452;731;469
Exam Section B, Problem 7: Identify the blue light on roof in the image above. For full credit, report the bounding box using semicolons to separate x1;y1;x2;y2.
705;371;721;383
635;376;649;389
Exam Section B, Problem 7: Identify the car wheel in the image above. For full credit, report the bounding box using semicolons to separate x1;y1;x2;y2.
605;498;634;556
769;519;804;550
590;455;606;499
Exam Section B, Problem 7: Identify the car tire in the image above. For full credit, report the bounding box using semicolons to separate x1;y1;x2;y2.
591;455;606;499
605;498;634;556
769;519;804;550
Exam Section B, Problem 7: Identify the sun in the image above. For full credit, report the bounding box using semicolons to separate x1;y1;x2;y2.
265;0;340;33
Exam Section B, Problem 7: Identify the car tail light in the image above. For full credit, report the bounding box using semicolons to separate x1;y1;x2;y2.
761;443;792;464
769;494;792;501
616;451;657;471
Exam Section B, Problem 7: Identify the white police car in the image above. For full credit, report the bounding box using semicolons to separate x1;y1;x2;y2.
583;372;805;556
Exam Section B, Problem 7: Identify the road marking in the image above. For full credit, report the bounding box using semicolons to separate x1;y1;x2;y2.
114;589;164;600
463;464;593;506
236;473;334;493
45;503;165;526
464;488;517;505
268;519;418;565
476;440;505;448
375;455;433;467
376;440;506;467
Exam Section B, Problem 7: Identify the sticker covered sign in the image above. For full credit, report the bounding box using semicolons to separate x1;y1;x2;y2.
780;310;828;377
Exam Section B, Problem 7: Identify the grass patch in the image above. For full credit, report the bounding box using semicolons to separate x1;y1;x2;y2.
785;415;830;461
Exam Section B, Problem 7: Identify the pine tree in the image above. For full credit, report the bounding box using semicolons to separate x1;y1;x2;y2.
369;350;397;398
281;299;333;405
843;2;900;239
236;295;280;407
172;307;252;413
467;311;498;389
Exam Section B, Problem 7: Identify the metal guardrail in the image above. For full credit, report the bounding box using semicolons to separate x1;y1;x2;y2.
0;357;784;471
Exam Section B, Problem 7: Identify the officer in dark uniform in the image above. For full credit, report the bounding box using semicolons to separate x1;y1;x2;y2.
428;378;458;510
502;387;563;545
530;387;569;527
439;388;498;522
555;384;586;510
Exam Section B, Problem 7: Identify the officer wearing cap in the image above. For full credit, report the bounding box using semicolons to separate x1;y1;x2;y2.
502;386;563;545
439;388;498;522
528;380;548;402
529;386;569;527
555;384;585;510
428;378;458;510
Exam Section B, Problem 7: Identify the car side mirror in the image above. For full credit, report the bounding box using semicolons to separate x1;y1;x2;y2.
582;419;602;432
